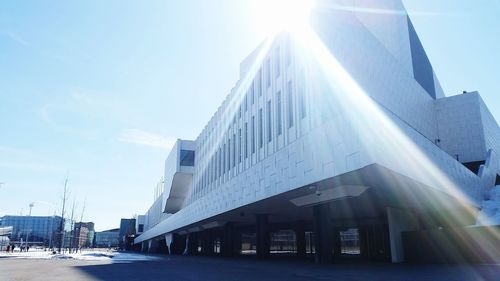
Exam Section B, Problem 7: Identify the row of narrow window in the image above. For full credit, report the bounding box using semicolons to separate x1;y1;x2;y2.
194;38;299;197
195;82;307;193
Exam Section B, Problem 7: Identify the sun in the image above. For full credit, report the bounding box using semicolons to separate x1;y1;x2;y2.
252;0;316;36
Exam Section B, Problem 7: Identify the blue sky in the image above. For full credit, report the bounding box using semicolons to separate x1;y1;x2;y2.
0;0;499;231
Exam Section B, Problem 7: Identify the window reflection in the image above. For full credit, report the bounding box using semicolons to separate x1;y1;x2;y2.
180;150;195;166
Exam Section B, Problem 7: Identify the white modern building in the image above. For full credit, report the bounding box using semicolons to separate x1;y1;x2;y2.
134;0;500;263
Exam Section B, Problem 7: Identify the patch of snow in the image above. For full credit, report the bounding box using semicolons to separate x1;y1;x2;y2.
50;251;114;261
0;249;161;263
111;252;161;263
476;186;500;226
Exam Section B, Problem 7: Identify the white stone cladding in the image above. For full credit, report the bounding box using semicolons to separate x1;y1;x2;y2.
435;91;500;188
351;0;415;78
143;195;170;232
436;93;487;163
310;3;440;142
478;95;500;156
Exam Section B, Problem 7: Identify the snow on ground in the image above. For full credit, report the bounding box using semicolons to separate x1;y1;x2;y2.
477;186;500;226
0;249;161;263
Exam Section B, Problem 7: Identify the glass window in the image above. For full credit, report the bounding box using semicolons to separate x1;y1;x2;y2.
275;47;280;78
270;230;296;254
276;91;282;135
244;122;248;158
215;150;218;179
239;128;242;163
209;155;213;183
244;92;248;112
299;72;307;119
251;116;255;154
227;140;230;172
218;147;222;178
223;143;226;174
267;100;272;142
240;233;257;255
251;82;255;105
299;87;306;119
340;228;361;255
180;150;195;166
258;68;263;96
228;138;231;170
288;81;294;128
233;133;236;168
212;154;216;182
266;58;271;88
259;108;263;148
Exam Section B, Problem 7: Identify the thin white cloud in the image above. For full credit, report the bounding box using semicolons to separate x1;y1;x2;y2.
118;129;176;150
0;161;64;173
0;145;64;173
0;145;34;157
37;87;120;138
0;30;29;46
39;87;132;123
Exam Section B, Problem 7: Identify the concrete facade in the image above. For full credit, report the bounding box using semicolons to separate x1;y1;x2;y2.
133;0;500;263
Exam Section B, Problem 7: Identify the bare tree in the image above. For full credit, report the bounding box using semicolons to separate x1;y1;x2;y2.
79;197;87;223
77;197;87;251
69;199;77;253
58;176;69;254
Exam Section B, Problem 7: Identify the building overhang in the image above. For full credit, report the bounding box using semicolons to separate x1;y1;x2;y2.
164;171;193;214
135;163;479;244
160;139;195;214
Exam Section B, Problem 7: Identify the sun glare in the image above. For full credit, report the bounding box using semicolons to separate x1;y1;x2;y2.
253;0;316;36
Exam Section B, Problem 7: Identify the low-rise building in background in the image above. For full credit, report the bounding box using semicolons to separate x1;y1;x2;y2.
94;228;120;248
0;215;62;247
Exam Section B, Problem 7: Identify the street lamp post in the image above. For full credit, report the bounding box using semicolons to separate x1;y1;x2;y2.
29;203;34;216
25;202;35;250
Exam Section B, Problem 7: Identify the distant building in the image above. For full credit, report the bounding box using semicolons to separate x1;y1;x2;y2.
73;222;95;248
0;215;62;247
0;226;12;251
0;236;10;251
136;215;145;235
119;218;136;250
94;228;119;248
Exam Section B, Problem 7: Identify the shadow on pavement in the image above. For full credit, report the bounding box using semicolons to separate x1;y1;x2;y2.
73;255;500;281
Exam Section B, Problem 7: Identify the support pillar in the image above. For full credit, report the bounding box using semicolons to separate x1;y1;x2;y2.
234;229;242;256
170;233;185;255
332;228;341;259
387;207;419;263
222;222;234;257
164;233;172;255
256;214;270;259
295;221;306;258
148;239;159;253
313;204;333;264
187;233;198;255
202;230;214;256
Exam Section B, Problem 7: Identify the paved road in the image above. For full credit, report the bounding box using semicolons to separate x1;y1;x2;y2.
0;254;499;281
